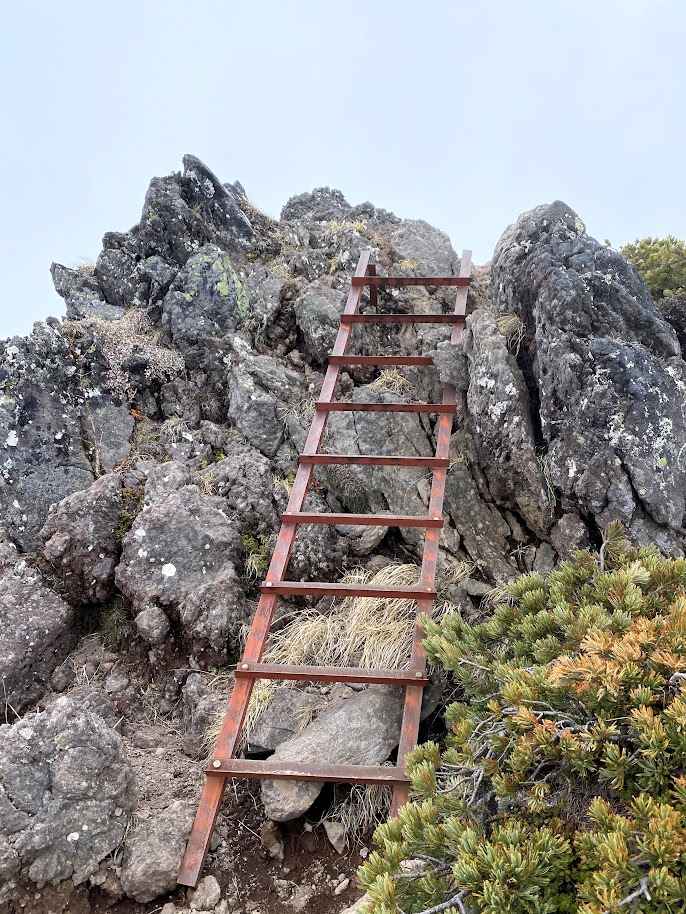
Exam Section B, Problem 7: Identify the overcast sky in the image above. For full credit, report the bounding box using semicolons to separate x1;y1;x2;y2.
1;0;684;339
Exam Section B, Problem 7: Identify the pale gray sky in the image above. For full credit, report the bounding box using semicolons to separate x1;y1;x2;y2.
1;0;684;338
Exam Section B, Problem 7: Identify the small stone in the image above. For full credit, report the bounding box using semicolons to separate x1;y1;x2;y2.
135;605;171;645
191;874;221;911
259;820;285;863
104;670;129;694
359;846;369;859
216;902;230;914
160;904;177;914
335;877;350;895
323;820;346;854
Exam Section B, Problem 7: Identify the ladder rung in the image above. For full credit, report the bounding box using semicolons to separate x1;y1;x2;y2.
281;512;443;527
206;758;410;785
235;662;429;686
261;581;437;599
328;356;435;366
352;276;471;288
341;313;464;324
315;402;455;414
300;454;450;467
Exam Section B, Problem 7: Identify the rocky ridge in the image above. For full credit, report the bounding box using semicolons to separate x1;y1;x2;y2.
1;155;684;912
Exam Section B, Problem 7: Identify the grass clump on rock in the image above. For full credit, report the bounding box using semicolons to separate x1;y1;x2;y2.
360;523;686;914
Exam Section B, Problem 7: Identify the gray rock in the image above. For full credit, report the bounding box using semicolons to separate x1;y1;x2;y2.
0;697;135;886
463;309;552;537
227;340;305;458
390;219;460;276
135;605;171;645
249;688;323;752
259;820;285;862
115;486;249;659
50;262;125;321
0;325;94;549
41;473;123;605
191;874;221;910
162;244;250;354
143;460;194;506
120;799;194;902
492;200;686;553
81;397;134;472
206;452;279;535
281;187;351;222
137;155;253;269
294;280;343;362
0;542;73;716
323;820;346;854
261;686;403;821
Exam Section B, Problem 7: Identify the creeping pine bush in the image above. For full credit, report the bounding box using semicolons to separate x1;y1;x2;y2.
620;236;686;301
360;524;686;914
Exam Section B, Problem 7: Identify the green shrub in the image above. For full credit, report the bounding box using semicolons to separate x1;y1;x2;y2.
359;524;686;913
620;236;686;300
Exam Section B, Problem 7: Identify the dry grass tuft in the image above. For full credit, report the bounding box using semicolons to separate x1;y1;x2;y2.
322;779;393;846
368;369;415;397
497;312;525;356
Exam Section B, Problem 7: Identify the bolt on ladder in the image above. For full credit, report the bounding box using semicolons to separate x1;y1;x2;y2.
178;247;472;886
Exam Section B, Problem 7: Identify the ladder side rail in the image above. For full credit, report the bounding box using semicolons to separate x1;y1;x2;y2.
178;249;373;887
391;249;472;816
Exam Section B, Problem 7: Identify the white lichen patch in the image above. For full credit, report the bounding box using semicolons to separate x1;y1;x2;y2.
161;563;176;577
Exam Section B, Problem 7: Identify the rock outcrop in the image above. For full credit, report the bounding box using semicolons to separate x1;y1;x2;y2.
3;155;686;908
0;543;73;716
0;698;135;887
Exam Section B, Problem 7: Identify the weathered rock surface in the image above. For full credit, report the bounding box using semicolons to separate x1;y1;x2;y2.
115;485;249;657
41;473;124;604
491;200;686;554
0;542;73;716
119;799;194;902
294;280;343;362
249;687;323;752
0;697;135;886
261;686;404;821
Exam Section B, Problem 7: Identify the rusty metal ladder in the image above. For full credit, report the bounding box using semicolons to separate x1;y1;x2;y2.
178;247;472;886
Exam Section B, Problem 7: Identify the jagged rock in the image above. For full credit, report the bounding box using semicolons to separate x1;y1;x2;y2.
0;697;135;886
658;292;686;352
161;244;250;355
463;309;552;537
41;473;123;605
137;155;253;269
206;452;279;535
0;326;94;549
190;874;221;910
261;686;403;821
281;187;352;222
249;687;323;752
227;339;306;457
143;460;194;506
115;486;249;659
81;397;135;472
50;262;125;321
294;280;343;362
0;542;73;716
492;200;686;553
390;219;460;276
119;799;194;902
323;820;346;854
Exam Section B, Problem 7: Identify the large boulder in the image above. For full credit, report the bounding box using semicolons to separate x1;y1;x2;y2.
0;542;73;717
161;243;251;356
261;686;404;821
492;201;686;554
115;485;249;659
41;473;124;605
0;697;135;887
